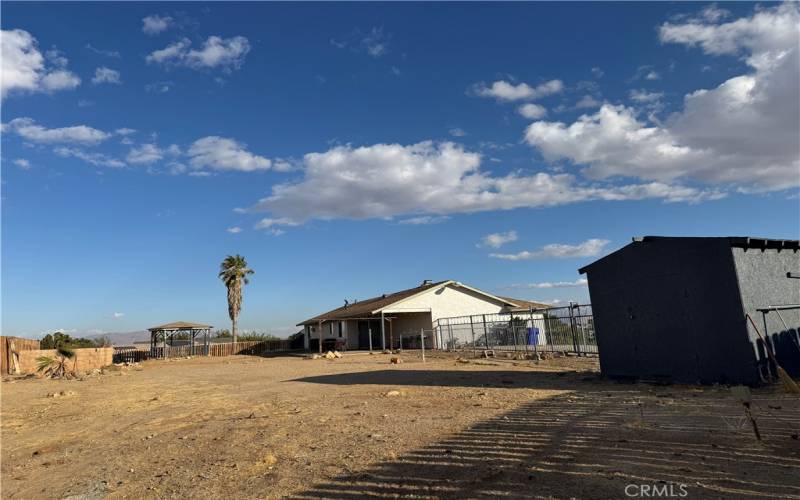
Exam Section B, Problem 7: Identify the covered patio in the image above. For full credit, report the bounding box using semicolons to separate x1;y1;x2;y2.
148;321;213;358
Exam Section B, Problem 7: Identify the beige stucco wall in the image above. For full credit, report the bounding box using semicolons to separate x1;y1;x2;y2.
385;284;506;323
16;347;114;375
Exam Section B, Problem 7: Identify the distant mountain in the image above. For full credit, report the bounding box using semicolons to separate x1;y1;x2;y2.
85;330;150;346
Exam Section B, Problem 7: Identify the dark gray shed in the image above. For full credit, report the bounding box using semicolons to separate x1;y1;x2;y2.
579;236;800;385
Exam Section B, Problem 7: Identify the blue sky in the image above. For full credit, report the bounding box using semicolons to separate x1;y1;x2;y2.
2;2;798;339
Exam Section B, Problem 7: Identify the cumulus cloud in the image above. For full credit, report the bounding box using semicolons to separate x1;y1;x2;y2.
479;230;518;249
248;141;721;229
1;29;81;98
518;103;547;120
504;278;588;289
187;136;270;172
126;144;163;165
112;312;125;318
490;238;610;260
54;147;125;168
91;67;121;85
526;3;799;193
227;226;243;234
85;44;120;58
142;14;172;35
146;36;250;72
473;79;563;102
4;117;110;144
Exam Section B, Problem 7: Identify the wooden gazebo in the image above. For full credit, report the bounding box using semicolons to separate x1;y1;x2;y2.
148;321;212;358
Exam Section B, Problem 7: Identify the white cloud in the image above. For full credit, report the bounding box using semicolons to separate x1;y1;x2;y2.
490;238;610;260
331;26;391;58
112;312;125;318
397;215;450;225
249;141;721;227
115;128;136;136
91;67;121;85
5;117;110;144
449;128;467;137
126;144;163;165
474;79;563;102
85;44;120;58
574;95;602;109
1;29;81;98
479;230;518;249
54;147;125;168
146;36;250;72
187;136;270;172
591;67;604;78
13;158;31;169
39;69;80;92
518;103;547;120
504;278;588;289
254;217;298;230
227;226;243;234
142;14;172;35
145;81;173;93
527;4;799;193
629;89;663;103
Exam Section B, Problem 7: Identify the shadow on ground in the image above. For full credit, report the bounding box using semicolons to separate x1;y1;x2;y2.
291;384;800;499
291;369;602;391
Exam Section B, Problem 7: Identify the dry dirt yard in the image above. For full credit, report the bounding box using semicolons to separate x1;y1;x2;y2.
2;352;799;499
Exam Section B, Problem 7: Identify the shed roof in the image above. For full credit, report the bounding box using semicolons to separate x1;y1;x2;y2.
148;321;213;332
579;236;800;274
500;297;553;311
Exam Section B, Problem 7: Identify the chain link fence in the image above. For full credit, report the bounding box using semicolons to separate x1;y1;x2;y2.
432;303;597;355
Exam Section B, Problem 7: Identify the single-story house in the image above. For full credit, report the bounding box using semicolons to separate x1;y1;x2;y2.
579;236;800;385
297;279;549;351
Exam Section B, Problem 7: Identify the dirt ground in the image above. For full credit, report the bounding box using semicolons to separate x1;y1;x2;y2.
1;351;799;499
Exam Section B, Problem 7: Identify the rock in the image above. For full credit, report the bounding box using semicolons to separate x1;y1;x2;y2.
390;357;402;364
382;349;391;354
385;390;404;397
333;351;343;358
324;351;336;360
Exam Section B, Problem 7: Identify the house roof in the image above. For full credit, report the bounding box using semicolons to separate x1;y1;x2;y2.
499;297;552;311
297;280;523;326
148;321;213;332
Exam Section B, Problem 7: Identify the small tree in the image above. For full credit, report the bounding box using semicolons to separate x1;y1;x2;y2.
36;347;76;379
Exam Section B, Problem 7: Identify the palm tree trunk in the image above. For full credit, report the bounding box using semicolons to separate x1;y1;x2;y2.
232;316;238;345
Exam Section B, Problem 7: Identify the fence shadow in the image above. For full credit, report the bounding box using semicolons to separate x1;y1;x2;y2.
291;388;800;499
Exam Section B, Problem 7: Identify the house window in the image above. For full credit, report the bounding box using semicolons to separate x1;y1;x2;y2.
338;322;343;338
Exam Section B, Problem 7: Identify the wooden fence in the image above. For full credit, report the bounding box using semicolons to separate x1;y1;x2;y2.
114;339;295;362
1;336;42;375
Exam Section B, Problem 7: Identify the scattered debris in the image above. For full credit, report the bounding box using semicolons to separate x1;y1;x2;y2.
46;390;77;398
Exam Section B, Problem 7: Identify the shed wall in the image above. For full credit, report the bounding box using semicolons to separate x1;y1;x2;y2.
732;247;800;376
585;239;757;384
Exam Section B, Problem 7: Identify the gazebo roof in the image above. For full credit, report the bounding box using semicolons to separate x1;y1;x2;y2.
148;321;213;332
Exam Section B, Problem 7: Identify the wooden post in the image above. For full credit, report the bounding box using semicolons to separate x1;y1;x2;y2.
389;320;394;352
482;314;489;349
368;325;373;352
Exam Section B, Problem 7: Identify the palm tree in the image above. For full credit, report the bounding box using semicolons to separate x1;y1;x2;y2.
218;254;254;344
36;347;76;379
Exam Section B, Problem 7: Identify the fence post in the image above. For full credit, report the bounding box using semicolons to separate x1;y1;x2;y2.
568;302;579;356
447;320;454;351
420;328;425;363
510;313;518;352
529;308;538;356
482;315;489;350
470;315;476;358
